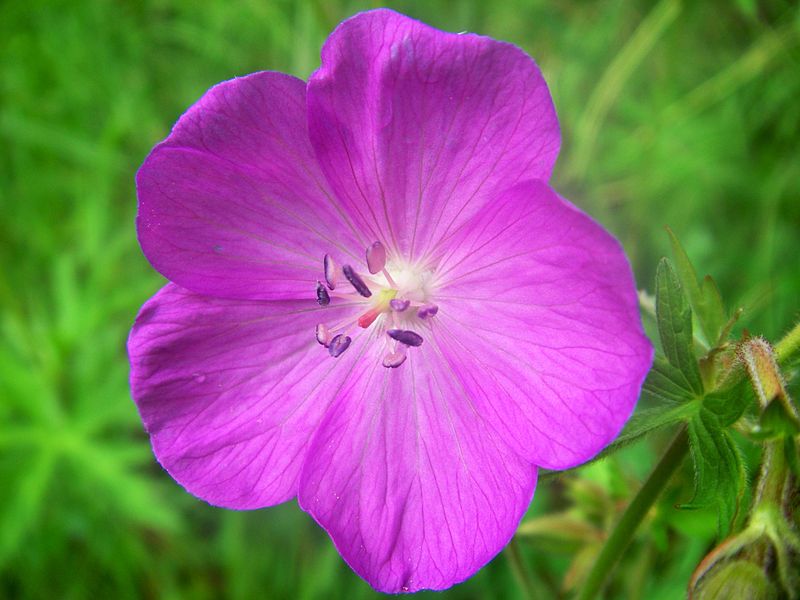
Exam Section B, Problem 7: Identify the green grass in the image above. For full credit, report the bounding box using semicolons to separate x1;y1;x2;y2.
1;0;798;598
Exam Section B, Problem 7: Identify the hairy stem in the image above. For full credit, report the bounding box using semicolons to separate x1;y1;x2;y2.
574;426;689;600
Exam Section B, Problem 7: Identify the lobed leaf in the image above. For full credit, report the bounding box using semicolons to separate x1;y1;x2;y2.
681;408;746;537
655;258;704;395
643;355;702;404
699;275;727;346
666;228;727;347
702;380;753;427
750;396;800;441
599;402;696;456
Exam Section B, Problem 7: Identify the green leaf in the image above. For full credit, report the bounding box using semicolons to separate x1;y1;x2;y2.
750;397;800;441
655;258;704;395
602;402;696;452
717;307;744;346
702;379;752;427
666;228;727;347
643;355;701;403
699;275;727;346
682;408;745;537
785;439;800;478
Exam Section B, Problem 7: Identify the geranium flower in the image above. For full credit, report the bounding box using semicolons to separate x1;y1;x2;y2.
129;8;652;593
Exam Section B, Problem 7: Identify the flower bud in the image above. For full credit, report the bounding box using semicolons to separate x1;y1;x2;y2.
691;560;777;600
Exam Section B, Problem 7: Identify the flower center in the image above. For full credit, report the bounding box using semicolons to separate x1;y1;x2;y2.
313;242;439;368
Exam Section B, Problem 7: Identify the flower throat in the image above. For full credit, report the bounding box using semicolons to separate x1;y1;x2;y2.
313;241;438;368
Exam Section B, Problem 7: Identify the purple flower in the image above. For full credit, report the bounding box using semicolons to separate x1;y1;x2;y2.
128;9;653;593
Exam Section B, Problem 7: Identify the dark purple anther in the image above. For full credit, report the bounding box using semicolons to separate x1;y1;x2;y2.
365;241;386;274
328;334;351;357
316;281;330;306
323;254;341;290
389;298;410;312
387;329;423;347
342;264;372;298
417;303;438;319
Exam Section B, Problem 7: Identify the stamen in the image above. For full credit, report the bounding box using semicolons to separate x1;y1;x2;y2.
389;298;410;312
381;267;398;288
323;254;342;290
417;303;438;319
328;334;352;357
382;350;407;368
315;323;332;347
387;329;423;347
365;241;386;274
342;264;372;298
315;281;330;306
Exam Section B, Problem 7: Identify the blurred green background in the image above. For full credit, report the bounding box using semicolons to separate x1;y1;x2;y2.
1;0;798;598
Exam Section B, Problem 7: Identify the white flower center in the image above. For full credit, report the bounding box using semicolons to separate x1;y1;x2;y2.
385;260;436;305
313;242;440;368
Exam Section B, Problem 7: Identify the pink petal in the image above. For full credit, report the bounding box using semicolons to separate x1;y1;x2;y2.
430;180;653;470
307;9;560;264
298;354;537;593
127;283;366;508
136;71;364;301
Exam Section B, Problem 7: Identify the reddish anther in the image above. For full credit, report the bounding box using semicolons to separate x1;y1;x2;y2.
365;241;387;274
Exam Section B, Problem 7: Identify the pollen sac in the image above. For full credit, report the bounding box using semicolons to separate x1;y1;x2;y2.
387;329;423;347
417;303;438;319
342;264;372;298
365;241;386;274
389;298;410;312
382;351;407;368
323;254;342;290
328;334;352;357
315;323;332;347
315;281;330;306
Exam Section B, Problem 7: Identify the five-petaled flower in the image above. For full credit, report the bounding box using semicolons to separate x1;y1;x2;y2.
129;9;653;593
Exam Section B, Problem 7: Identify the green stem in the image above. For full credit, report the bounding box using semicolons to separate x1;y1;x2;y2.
775;320;800;365
506;536;539;600
574;427;689;600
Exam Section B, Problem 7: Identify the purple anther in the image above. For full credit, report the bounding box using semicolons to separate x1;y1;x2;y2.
328;334;351;357
315;281;330;306
315;323;332;347
342;264;372;298
389;298;410;312
387;329;423;347
323;254;342;290
365;241;387;274
417;303;439;319
382;351;407;368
